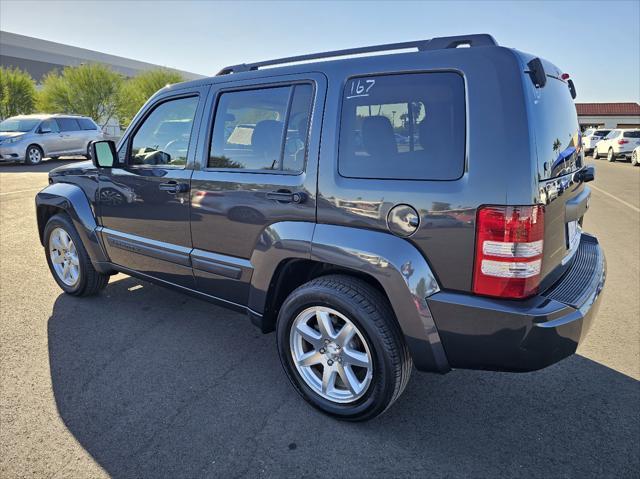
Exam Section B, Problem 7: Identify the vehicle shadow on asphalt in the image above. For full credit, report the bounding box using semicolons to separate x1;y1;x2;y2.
47;276;639;478
0;158;79;173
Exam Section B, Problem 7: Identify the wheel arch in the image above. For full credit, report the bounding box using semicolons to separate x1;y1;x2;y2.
248;221;450;373
36;182;112;273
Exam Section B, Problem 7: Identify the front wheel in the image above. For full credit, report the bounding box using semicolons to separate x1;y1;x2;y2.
607;148;616;162
44;213;109;296
592;148;599;159
631;150;639;166
25;145;43;165
276;275;412;421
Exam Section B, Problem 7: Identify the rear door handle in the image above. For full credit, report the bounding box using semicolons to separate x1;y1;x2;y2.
266;190;306;203
159;181;189;194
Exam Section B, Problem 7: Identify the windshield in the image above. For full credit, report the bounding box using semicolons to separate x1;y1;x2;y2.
0;118;40;132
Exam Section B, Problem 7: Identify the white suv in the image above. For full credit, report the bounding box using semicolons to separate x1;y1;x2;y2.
593;129;640;162
582;128;611;154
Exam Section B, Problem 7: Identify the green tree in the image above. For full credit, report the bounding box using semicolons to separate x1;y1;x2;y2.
0;67;37;119
38;63;123;127
117;69;184;128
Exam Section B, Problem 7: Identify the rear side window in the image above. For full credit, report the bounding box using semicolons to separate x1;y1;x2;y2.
338;72;465;180
209;84;313;173
56;118;80;131
606;131;621;139
78;118;98;130
623;131;640;138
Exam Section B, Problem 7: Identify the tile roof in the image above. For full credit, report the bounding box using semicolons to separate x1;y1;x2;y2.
576;103;640;116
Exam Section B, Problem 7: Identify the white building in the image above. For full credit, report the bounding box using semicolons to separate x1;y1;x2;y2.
576;103;640;130
0;31;205;135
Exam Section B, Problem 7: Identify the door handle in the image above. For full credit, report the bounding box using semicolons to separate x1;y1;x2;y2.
159;181;189;194
266;190;306;204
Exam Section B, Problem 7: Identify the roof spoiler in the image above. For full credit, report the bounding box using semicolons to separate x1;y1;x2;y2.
216;34;498;76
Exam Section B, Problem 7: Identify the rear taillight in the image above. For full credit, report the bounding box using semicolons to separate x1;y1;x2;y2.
473;205;545;299
618;139;629;145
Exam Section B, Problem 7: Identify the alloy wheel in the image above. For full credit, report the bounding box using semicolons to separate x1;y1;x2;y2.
28;147;42;164
49;227;80;286
290;306;373;403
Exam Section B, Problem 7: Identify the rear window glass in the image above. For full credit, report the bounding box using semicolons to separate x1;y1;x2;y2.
623;131;640;138
338;72;465;180
56;118;80;131
78;118;98;130
528;77;581;179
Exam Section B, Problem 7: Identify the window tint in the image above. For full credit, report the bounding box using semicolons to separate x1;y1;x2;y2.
338;73;465;180
623;130;640;138
39;119;59;133
56;118;81;131
78;118;98;130
209;84;313;172
129;96;198;167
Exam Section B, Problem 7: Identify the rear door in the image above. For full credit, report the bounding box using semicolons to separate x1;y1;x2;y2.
189;74;324;306
525;71;589;287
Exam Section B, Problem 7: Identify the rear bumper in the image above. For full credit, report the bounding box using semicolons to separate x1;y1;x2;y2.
427;234;605;372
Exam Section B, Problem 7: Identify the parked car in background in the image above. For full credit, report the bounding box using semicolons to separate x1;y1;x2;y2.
632;146;640;166
581;128;611;155
593;129;640;162
0;114;103;165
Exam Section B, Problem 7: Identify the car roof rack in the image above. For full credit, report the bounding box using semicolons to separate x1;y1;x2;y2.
216;34;498;76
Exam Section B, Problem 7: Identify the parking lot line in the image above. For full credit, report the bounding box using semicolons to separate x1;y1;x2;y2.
590;184;640;213
0;187;43;196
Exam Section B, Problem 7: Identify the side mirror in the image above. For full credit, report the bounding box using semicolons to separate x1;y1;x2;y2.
39;128;52;134
579;165;595;183
90;140;118;168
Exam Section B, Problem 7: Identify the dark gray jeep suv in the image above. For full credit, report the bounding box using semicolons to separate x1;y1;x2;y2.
36;34;606;420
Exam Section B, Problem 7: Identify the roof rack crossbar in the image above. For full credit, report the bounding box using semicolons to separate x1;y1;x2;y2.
216;34;497;75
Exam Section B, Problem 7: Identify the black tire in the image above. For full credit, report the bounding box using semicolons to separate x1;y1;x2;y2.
85;143;92;160
43;213;109;296
592;148;599;159
276;274;412;421
631;150;639;166
25;144;43;165
607;148;616;162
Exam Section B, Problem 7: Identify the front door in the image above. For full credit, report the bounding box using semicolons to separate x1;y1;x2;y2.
189;75;325;306
37;119;64;156
98;89;206;287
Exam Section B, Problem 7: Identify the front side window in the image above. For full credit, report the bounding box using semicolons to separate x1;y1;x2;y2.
129;96;198;167
339;72;465;180
39;119;59;133
594;129;610;137
209;84;313;173
56;118;80;131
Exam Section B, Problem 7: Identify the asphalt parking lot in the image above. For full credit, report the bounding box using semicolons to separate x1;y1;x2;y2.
1;157;638;478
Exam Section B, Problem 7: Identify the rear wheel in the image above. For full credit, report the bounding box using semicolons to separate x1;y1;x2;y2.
276;275;412;421
44;213;109;296
25;145;43;165
607;148;616;162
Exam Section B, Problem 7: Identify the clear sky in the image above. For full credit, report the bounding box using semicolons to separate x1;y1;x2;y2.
1;0;638;102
